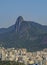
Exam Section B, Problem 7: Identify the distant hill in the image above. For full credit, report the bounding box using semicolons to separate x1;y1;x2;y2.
0;16;47;51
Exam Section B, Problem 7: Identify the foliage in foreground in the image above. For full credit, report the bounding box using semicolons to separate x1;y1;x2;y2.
0;61;25;65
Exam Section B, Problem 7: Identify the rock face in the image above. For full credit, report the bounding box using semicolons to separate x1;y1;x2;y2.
15;16;24;32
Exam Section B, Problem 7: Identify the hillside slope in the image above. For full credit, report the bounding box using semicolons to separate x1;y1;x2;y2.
0;16;47;51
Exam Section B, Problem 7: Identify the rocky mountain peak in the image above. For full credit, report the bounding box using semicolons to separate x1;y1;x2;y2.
15;16;24;32
16;16;24;23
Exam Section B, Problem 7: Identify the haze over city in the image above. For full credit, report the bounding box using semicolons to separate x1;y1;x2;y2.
0;0;47;28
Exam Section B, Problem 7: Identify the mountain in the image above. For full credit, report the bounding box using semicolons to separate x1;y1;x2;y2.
0;16;47;51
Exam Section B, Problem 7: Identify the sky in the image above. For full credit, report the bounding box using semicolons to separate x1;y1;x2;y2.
0;0;47;28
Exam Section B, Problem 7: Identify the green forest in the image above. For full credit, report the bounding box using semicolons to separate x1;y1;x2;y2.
0;61;25;65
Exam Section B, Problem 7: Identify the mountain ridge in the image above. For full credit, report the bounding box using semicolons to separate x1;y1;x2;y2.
0;16;47;51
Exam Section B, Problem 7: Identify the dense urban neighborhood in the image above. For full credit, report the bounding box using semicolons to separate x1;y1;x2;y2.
0;47;47;65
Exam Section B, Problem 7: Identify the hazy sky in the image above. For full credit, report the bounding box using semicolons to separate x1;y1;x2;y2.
0;0;47;28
